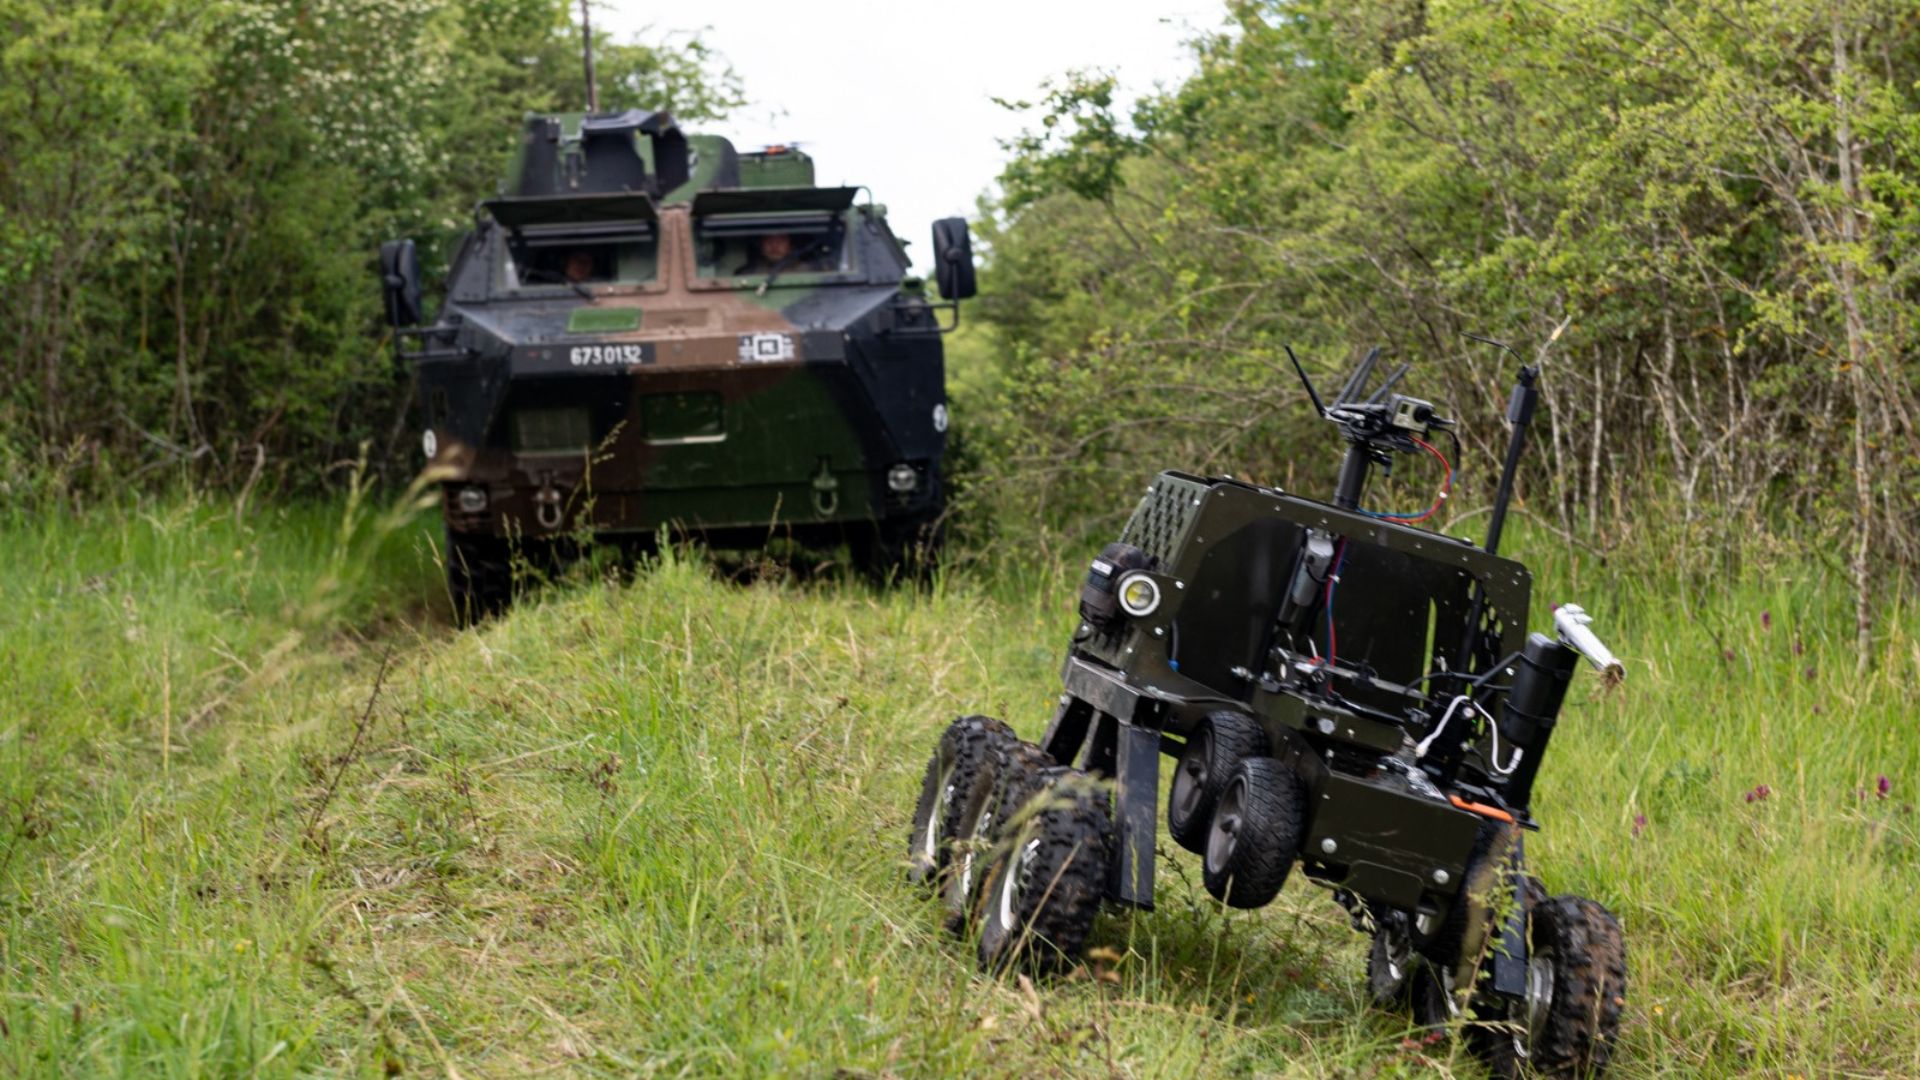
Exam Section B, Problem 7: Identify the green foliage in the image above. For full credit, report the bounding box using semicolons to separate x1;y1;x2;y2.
0;0;740;491
957;0;1920;606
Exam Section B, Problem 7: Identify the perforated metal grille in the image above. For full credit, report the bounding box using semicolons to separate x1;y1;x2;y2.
1119;473;1207;566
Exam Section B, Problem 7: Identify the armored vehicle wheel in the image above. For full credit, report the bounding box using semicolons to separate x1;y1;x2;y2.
446;531;513;626
908;715;1015;888
1167;711;1270;854
975;768;1114;975
1477;894;1626;1078
941;739;1052;935
854;511;944;584
1201;756;1305;908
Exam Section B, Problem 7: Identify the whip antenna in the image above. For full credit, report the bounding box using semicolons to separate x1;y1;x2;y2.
579;0;599;112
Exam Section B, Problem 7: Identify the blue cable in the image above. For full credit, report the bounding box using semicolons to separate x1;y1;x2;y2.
1324;541;1348;662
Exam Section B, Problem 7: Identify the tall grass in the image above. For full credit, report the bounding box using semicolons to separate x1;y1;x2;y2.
1;493;1915;1076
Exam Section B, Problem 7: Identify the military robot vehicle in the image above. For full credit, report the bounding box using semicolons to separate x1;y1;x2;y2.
908;350;1628;1077
380;110;973;618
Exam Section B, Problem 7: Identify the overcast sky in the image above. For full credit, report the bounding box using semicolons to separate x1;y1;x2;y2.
600;1;1213;270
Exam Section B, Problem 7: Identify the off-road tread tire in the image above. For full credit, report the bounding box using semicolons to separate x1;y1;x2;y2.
1167;711;1270;854
908;715;1015;888
975;768;1114;976
941;739;1053;934
1201;756;1304;909
1525;894;1627;1078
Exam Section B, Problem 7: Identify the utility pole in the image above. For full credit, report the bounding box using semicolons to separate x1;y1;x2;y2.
579;0;599;113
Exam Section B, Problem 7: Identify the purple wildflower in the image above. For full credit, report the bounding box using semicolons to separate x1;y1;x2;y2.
1632;813;1648;838
1803;665;1816;680
1878;775;1891;799
1793;637;1804;656
1761;610;1772;631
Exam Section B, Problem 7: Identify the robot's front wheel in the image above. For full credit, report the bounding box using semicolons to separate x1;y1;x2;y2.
940;738;1053;934
907;715;1015;888
974;768;1114;975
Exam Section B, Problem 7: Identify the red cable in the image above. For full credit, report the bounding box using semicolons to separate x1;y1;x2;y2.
1376;436;1453;524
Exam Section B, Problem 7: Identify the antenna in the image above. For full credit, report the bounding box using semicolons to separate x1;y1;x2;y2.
1362;362;1411;406
579;0;599;113
1333;346;1383;406
1285;345;1327;418
1462;332;1519;364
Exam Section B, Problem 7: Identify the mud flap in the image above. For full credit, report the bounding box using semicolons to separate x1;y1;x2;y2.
1040;694;1156;908
1107;722;1160;909
1489;836;1531;999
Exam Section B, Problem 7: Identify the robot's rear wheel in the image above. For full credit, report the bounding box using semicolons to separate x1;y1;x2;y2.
1497;894;1627;1078
1168;711;1269;854
1397;881;1624;1079
1201;756;1305;908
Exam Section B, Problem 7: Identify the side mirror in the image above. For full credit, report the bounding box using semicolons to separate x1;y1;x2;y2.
380;238;424;327
930;217;977;300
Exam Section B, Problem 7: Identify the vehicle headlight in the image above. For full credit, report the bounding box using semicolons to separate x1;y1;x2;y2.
455;485;489;513
887;463;918;492
1116;572;1161;617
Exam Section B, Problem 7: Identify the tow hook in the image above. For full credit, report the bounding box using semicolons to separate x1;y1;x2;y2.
811;458;839;516
533;484;564;530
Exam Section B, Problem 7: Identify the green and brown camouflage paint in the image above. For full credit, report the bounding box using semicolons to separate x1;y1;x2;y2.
404;111;951;550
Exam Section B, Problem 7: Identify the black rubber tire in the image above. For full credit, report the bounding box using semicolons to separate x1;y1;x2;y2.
1521;895;1628;1077
446;530;513;626
975;768;1114;975
941;739;1052;935
1201;756;1304;908
854;504;944;585
907;715;1015;888
1167;711;1270;854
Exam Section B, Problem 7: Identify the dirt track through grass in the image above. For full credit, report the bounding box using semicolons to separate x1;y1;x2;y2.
3;496;1917;1076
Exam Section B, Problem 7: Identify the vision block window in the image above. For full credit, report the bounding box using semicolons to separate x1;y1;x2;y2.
504;223;658;290
695;213;847;281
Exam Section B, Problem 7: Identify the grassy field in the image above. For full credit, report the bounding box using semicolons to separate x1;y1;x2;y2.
2;491;1917;1077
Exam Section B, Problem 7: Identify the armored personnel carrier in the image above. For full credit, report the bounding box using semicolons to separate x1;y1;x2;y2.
908;351;1629;1077
380;110;973;618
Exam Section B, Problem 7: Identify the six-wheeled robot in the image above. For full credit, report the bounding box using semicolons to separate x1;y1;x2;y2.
908;351;1628;1076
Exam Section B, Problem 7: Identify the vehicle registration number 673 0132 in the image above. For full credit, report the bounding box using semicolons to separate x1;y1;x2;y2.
570;344;646;366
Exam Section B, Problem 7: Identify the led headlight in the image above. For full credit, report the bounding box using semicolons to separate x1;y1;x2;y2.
1116;572;1161;617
